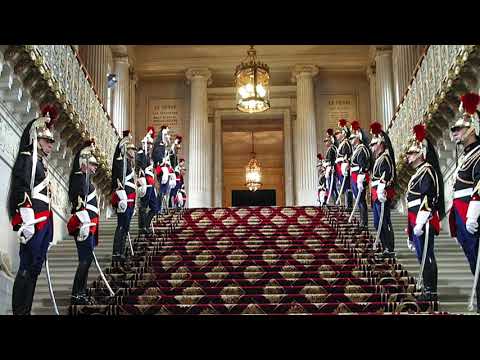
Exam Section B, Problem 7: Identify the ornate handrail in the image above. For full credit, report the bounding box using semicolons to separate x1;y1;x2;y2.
386;45;480;197
25;45;119;179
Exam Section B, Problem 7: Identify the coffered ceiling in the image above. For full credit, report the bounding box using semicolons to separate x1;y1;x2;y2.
133;45;370;85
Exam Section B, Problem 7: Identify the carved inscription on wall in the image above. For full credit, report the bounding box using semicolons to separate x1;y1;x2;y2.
326;94;357;128
148;98;184;139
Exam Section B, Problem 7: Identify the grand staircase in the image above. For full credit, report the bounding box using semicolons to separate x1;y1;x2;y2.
69;206;442;315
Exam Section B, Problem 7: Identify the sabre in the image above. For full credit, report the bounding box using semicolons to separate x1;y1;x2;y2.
336;175;347;206
326;171;335;205
45;243;59;315
416;221;431;290
127;231;134;256
348;190;362;223
468;235;480;311
92;251;115;297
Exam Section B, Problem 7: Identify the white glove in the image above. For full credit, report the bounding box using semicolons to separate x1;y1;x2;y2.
161;167;169;184
78;224;90;241
466;200;480;234
413;224;424;237
377;191;387;203
325;166;331;178
341;163;349;176
117;200;128;213
413;210;430;237
377;182;386;203
357;174;365;192
319;191;326;205
406;237;416;252
138;185;147;198
19;207;35;242
466;218;478;234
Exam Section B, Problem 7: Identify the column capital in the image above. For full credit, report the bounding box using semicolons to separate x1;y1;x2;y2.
291;64;319;83
113;55;130;66
185;67;212;85
366;64;376;79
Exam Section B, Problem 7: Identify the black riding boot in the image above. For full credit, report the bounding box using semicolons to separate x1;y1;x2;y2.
145;210;157;234
112;226;126;263
12;270;36;315
71;260;93;305
418;256;438;302
138;206;149;234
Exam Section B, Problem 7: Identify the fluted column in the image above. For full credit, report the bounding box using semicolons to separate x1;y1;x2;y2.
292;64;318;206
366;65;377;121
375;48;395;128
186;68;212;208
129;70;137;140
112;56;130;134
392;45;424;107
78;45;112;107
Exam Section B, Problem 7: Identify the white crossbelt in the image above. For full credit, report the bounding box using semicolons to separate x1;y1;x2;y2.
32;178;49;204
350;166;360;172
335;157;346;163
125;172;134;181
125;181;136;189
454;188;473;199
145;169;154;177
87;190;96;202
86;203;99;214
371;180;380;187
407;198;421;208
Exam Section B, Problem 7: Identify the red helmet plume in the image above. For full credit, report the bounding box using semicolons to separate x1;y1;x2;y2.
413;124;426;143
370;122;383;135
326;128;334;136
461;93;480;115
41;104;59;128
317;153;323;160
338;119;348;128
351;120;361;131
146;126;155;139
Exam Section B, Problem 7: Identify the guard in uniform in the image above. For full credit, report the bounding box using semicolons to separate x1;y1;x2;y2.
168;135;183;170
156;155;175;213
349;120;372;230
152;125;170;166
67;140;99;305
8;104;58;315
111;130;137;263
369;121;396;258
170;158;186;209
136;126;159;234
335;119;353;208
450;92;480;312
317;153;327;206
405;124;445;301
324;128;338;204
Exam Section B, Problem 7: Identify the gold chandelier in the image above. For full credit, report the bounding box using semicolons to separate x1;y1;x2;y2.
234;45;271;113
245;132;262;192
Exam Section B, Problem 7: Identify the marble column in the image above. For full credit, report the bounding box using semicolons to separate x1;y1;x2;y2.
78;45;112;107
112;56;130;134
283;109;294;206
186;68;212;208
129;69;137;140
375;49;395;129
392;45;424;107
366;65;377;121
214;112;223;208
292;64;319;206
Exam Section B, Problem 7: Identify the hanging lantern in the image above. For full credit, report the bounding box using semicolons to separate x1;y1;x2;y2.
245;132;262;192
234;45;271;113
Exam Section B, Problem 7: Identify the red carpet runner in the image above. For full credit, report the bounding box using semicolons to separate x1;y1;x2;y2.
70;206;440;315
